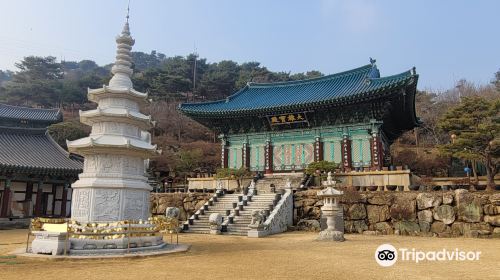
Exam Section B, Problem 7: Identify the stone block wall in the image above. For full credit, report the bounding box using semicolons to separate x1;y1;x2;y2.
294;189;500;238
150;193;211;221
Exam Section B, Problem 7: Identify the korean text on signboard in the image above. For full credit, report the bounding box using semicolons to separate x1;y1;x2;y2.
268;113;308;126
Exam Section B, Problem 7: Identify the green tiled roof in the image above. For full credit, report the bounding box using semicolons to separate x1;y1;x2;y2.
179;63;418;117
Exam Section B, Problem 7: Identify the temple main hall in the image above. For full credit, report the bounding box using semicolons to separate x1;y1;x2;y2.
179;60;420;173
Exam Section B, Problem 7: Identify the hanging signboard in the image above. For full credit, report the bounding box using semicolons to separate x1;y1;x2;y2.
267;112;309;126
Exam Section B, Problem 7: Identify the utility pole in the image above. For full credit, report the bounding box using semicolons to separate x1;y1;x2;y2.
192;45;198;102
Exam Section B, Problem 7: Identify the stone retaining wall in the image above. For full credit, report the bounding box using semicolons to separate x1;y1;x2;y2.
150;193;211;221
294;189;500;238
151;190;500;238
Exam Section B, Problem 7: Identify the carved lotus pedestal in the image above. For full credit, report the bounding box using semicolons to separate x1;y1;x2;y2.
318;229;345;241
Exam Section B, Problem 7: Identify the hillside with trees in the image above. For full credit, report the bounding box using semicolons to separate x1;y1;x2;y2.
0;52;498;182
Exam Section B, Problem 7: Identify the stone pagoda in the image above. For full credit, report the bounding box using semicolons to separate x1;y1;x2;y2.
67;19;158;223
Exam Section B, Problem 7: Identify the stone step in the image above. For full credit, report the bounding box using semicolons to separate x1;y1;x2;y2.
203;207;235;211
190;225;210;229
230;219;251;223
185;228;248;236
224;232;247;236
245;204;274;207
195;216;214;220
228;225;251;229
241;208;272;212
185;230;209;234
203;210;232;214
226;229;250;233
245;204;274;206
185;229;209;232
230;222;252;226
231;221;253;224
188;225;210;229
188;221;210;225
231;219;251;223
225;230;249;234
228;225;251;228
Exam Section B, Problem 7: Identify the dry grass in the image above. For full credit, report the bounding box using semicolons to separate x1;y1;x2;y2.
0;229;499;280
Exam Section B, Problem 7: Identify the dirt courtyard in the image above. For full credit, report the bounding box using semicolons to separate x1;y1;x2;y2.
0;229;499;280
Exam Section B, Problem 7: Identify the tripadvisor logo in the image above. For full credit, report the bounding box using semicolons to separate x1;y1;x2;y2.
375;244;481;267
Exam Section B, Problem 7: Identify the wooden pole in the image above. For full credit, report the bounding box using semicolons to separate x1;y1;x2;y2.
127;221;131;254
25;220;32;253
64;221;69;255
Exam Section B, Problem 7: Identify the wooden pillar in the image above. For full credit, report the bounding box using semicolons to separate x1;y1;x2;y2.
221;138;229;169
341;134;352;171
25;182;34;217
0;179;12;217
35;181;43;217
242;143;250;170
51;183;57;216
25;182;33;201
265;139;273;174
370;132;383;170
314;136;323;162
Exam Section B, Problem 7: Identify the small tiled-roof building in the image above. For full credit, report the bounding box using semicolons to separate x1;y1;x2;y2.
0;103;83;219
180;60;420;173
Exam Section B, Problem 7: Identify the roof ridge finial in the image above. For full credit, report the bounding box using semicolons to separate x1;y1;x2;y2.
369;57;376;66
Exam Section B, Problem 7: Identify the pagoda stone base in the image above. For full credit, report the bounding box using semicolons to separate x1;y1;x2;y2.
71;187;150;223
69;236;164;254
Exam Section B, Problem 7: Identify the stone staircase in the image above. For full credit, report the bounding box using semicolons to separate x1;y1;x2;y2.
183;192;279;236
227;193;278;235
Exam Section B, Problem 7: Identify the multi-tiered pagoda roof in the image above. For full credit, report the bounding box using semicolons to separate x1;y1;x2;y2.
67;22;157;159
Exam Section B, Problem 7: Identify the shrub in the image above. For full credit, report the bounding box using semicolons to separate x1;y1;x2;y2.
305;161;338;176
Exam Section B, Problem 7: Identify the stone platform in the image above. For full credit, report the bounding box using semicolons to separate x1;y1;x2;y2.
13;243;190;259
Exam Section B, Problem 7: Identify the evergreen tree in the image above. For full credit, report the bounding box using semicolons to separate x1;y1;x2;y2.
438;96;500;189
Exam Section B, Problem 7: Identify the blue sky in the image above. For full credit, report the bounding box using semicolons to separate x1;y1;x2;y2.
0;0;498;91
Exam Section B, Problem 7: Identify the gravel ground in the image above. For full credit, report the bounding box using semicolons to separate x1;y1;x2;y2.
0;229;499;280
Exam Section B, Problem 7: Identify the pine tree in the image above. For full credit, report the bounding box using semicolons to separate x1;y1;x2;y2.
438;96;500;189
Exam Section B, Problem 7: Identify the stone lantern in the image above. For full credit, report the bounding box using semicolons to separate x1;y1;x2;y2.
317;181;345;241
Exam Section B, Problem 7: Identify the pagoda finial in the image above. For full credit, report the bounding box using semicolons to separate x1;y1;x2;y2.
126;0;130;23
108;10;135;89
